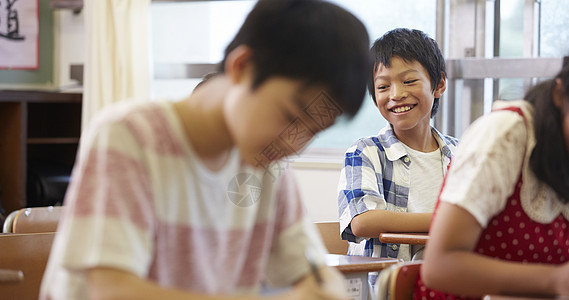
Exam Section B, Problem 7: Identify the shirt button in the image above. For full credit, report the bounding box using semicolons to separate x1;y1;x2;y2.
392;244;398;251
403;157;410;163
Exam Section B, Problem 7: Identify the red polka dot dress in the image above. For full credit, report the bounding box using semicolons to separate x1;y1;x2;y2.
413;173;569;300
411;102;569;300
475;177;569;264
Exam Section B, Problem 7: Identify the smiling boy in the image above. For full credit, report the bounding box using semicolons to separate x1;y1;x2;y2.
39;1;371;299
337;28;458;273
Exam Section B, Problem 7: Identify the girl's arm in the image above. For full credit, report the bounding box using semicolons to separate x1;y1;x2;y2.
421;202;568;297
350;210;432;238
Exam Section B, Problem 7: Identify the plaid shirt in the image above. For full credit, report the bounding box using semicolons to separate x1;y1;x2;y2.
337;124;458;259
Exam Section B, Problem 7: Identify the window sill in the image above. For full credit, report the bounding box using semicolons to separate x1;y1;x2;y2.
288;148;345;170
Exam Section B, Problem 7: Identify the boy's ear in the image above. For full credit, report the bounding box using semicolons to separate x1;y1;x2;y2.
224;45;253;84
433;73;447;98
553;78;565;109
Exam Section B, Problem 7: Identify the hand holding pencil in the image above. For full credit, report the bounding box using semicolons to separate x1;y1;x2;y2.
283;248;349;300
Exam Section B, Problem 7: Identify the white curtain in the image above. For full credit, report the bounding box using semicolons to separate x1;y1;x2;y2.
82;0;152;131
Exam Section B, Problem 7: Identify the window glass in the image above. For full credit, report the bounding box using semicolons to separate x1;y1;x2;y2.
310;0;437;149
151;1;255;64
495;0;569;101
150;0;437;150
499;0;524;57
497;0;525;101
151;1;256;100
540;1;569;57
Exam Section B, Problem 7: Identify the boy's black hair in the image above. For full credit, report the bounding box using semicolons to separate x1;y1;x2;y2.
219;0;370;117
527;57;569;203
368;28;446;118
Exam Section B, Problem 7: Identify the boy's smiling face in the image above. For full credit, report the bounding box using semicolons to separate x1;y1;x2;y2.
373;56;445;136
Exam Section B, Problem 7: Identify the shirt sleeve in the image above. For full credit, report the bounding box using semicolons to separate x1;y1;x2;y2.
56;116;156;277
264;169;328;287
439;110;527;227
337;139;388;243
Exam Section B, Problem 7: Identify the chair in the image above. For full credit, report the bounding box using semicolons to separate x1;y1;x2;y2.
314;221;349;255
376;261;422;300
2;209;18;233
0;232;56;300
2;206;63;233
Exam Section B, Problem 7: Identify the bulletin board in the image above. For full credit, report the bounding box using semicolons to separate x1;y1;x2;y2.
0;0;39;70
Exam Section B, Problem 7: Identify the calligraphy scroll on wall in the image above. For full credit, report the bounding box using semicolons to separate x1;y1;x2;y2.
0;0;39;69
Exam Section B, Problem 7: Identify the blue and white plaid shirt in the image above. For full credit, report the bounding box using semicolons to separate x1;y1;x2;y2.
337;124;458;259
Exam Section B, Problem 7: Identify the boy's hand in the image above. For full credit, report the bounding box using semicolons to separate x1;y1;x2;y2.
287;266;349;300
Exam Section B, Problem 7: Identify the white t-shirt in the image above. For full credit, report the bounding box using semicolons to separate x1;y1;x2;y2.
39;100;327;300
402;144;443;213
401;143;443;259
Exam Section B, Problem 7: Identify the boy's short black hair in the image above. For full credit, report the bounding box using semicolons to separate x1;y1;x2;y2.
219;0;370;117
528;56;569;202
368;28;446;118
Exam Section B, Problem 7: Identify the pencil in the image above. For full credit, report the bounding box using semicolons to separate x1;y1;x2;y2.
305;248;323;285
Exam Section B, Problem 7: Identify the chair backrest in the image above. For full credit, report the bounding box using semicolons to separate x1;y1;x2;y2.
3;206;63;233
0;232;56;300
314;221;349;255
2;209;18;233
388;261;422;300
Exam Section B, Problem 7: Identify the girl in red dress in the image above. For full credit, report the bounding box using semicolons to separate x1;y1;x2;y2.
416;57;569;299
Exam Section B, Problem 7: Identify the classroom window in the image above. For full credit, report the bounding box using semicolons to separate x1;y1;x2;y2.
539;1;569;57
150;0;437;155
496;0;525;101
495;0;569;101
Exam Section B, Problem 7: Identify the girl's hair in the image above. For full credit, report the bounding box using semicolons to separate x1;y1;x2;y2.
527;57;569;202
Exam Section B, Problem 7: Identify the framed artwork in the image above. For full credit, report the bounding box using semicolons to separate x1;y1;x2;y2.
0;0;39;70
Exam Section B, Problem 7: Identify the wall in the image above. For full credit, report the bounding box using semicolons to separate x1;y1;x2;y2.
292;164;343;222
0;1;84;90
52;9;85;91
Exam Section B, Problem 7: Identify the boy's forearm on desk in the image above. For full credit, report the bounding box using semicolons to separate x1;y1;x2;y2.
88;266;347;300
87;268;290;300
350;210;432;238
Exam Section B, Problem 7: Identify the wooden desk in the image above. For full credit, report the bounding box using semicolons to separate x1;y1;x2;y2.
326;254;399;274
483;295;557;300
378;233;429;245
326;254;399;300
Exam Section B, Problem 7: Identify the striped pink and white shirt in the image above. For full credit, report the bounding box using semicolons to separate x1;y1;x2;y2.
40;100;327;300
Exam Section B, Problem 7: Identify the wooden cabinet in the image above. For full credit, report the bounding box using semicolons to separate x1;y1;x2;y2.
0;90;81;214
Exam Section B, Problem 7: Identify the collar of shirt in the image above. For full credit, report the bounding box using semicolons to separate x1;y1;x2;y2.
377;124;457;163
